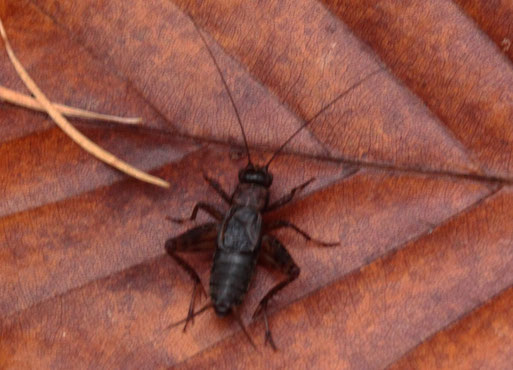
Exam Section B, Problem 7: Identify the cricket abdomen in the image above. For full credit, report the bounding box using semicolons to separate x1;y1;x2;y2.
209;250;257;316
210;205;262;316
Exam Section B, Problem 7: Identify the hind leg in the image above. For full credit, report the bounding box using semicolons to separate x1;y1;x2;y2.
165;222;217;330
254;234;300;350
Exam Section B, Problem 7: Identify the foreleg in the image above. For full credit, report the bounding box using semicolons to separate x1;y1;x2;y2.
203;174;231;204
167;202;223;223
265;178;315;212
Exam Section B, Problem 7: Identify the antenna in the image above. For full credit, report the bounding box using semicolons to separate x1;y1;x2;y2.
191;19;253;165
265;66;386;168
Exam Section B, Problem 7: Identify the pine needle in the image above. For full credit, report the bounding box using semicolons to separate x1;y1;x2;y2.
0;85;142;124
0;17;170;188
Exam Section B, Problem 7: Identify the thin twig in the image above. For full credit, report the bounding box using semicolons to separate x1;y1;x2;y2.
0;85;141;124
0;17;169;188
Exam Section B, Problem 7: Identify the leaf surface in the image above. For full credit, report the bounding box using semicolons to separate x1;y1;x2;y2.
1;0;512;368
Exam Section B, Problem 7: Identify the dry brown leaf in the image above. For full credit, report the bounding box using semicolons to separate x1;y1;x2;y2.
1;0;513;368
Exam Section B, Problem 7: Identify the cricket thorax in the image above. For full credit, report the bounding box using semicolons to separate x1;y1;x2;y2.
218;206;262;253
232;183;270;210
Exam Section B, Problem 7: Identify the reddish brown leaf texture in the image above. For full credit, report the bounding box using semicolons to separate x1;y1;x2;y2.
1;0;512;368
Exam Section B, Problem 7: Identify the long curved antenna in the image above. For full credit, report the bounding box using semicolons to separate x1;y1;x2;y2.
191;19;253;165
265;66;386;168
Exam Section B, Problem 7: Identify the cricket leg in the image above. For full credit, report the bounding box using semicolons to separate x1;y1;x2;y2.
167;202;223;223
265;178;315;212
265;220;339;247
203;173;231;204
165;222;217;330
253;234;300;350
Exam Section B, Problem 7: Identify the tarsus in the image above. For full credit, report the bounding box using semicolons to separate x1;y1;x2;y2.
167;302;213;330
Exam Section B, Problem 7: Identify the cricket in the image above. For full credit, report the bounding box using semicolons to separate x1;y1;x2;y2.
165;20;383;350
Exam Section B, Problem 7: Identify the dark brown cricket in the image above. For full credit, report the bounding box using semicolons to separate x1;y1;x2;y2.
164;18;384;349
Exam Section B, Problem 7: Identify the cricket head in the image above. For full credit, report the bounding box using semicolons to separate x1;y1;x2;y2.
238;163;273;188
